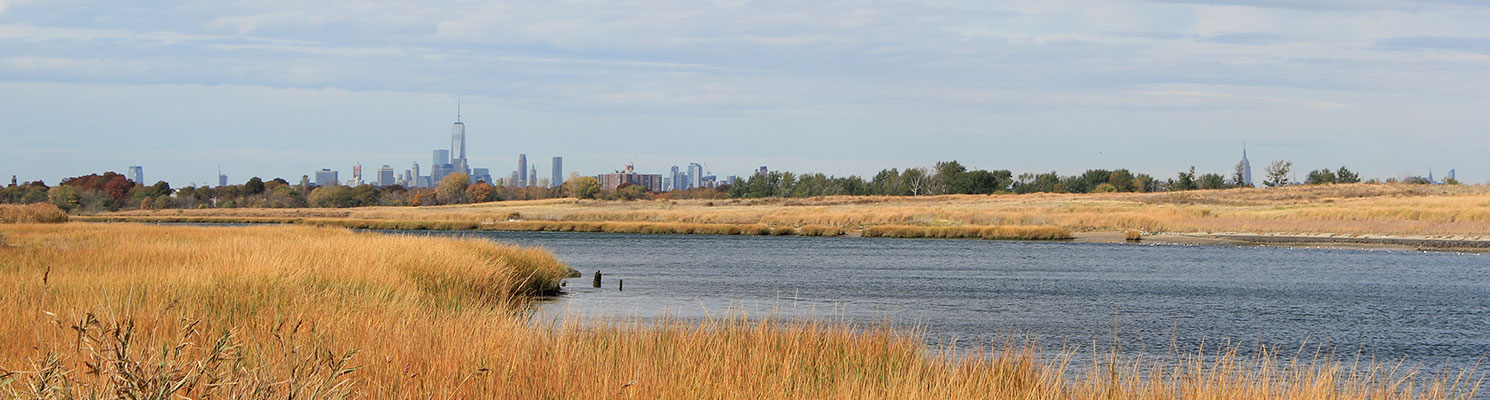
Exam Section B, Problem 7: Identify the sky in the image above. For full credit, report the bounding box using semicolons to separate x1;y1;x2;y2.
2;0;1488;187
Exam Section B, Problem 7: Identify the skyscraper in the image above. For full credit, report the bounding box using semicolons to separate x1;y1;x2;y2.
218;173;227;187
529;166;538;187
551;156;563;187
127;166;143;184
669;165;682;191
517;154;528;186
411;162;421;188
687;163;704;189
352;163;363;185
1240;145;1253;187
450;101;468;175
377;165;394;187
315;169;339;187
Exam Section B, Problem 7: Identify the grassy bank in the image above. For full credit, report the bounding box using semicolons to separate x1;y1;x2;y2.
98;184;1490;240
0;223;1478;398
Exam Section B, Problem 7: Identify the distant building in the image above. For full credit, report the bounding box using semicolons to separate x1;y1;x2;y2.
450;102;469;175
687;163;704;189
433;150;450;167
473;168;492;184
551;156;563;188
757;166;768;175
218;174;228;187
517;154;528;186
597;164;663;192
411;162;422;188
352;163;364;185
668;165;682;191
1240;145;1253;187
529;166;538;187
315;169;339;187
1448;169;1456;182
127;166;143;184
376;165;394;187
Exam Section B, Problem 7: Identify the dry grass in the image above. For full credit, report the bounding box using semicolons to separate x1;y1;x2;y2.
863;224;1073;240
100;184;1490;239
0;223;1480;398
0;203;68;224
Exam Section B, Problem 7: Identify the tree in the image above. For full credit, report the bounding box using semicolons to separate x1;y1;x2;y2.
466;181;496;203
1094;183;1118;193
1109;170;1135;192
1264;160;1292;188
1306;169;1337;185
1172;167;1197;191
903;168;934;196
933;161;968;194
1335;166;1360;183
147;181;173;197
436;172;470;204
244;177;265;195
1198;173;1228;190
608;183;650;201
47;186;80;211
1232;161;1251;187
565;176;600;200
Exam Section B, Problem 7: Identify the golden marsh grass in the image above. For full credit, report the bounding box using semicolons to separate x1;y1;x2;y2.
101;183;1490;239
0;223;1480;398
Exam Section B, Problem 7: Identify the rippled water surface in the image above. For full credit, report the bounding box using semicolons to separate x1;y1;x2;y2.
407;230;1489;374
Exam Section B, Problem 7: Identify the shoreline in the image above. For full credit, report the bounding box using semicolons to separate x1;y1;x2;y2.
73;215;1490;253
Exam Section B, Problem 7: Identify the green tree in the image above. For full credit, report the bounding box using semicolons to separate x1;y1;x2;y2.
1172;167;1197;191
437;172;470;204
1306;169;1337;185
608;183;650;200
1264;160;1293;188
934;161;968;194
47;186;81;211
1232;161;1251;188
1109;170;1135;192
244;177;265;195
1198;173;1228;190
1335;166;1360;183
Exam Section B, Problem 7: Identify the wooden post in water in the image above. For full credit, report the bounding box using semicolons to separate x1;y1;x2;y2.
619;279;623;291
592;270;602;288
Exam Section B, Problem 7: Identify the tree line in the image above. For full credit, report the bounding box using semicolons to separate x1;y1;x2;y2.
0;159;1439;211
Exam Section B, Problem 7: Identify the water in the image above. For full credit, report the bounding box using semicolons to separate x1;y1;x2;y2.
403;230;1489;376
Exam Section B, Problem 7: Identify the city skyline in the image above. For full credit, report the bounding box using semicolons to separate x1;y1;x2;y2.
3;2;1489;185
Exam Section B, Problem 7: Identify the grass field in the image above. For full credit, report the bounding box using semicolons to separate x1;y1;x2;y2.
0;223;1480;398
95;184;1490;239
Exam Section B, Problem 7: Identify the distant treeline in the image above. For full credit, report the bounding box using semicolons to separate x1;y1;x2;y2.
0;160;1441;212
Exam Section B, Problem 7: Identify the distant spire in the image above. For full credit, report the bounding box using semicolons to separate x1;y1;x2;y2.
457;98;461;123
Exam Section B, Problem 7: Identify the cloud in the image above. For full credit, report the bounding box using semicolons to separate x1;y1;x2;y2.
1376;36;1490;53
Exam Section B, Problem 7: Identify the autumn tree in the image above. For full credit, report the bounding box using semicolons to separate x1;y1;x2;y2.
565;177;600;200
436;172;470;204
466;181;496;203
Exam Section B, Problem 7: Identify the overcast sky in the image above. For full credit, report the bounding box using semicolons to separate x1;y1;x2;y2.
2;0;1487;186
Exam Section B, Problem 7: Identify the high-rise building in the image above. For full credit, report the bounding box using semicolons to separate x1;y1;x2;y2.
687;163;704;189
377;165;394;187
757;166;768;175
127;166;143;184
473;168;492;184
1240;145;1253;187
315;169;339;187
450;101;468;174
669;165;682;191
517;154;528;186
411;162;421;188
529;166;538;187
433;150;450;167
596;164;663;192
218;174;228;187
1448;169;1456;182
352;163;364;185
551;156;563;187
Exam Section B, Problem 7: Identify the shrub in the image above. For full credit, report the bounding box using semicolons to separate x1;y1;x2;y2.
0;203;69;223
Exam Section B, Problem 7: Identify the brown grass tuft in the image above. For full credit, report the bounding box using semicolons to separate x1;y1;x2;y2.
0;203;69;223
